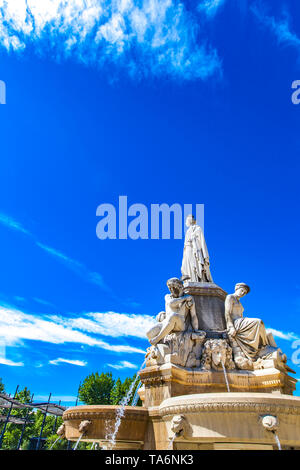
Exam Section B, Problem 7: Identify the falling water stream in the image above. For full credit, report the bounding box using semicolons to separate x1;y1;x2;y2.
106;360;146;449
73;433;83;450
131;380;141;406
221;360;230;392
49;436;61;449
167;434;177;450
273;432;282;450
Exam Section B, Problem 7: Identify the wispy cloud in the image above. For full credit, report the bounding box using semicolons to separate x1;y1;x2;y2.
0;305;145;354
0;212;31;236
252;4;300;51
49;357;87;366
0;210;106;290
198;0;226;17
36;242;107;290
55;311;155;339
0;357;24;367
33;297;56;308
267;327;299;342
0;0;221;80
107;360;137;370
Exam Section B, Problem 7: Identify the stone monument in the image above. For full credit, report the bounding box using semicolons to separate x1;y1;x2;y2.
63;216;300;450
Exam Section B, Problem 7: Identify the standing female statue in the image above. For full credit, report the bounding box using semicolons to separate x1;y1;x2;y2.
225;283;279;369
181;215;213;283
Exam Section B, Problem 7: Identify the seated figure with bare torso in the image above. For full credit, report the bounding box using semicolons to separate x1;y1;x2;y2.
146;278;205;368
147;277;198;345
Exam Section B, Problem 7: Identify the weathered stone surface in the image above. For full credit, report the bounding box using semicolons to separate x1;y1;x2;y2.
62;217;299;450
63;405;149;449
183;282;227;332
139;363;297;407
158;392;300;450
181;215;213;282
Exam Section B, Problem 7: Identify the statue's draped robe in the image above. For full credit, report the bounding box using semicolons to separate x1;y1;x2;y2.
181;225;213;282
226;295;270;360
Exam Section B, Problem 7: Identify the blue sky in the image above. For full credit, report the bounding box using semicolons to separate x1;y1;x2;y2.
0;0;300;403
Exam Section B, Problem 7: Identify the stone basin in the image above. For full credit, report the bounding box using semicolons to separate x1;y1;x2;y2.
63;405;149;449
159;392;300;450
62;393;300;449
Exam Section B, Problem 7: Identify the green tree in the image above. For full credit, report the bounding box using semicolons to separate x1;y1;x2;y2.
1;387;34;450
110;377;123;405
110;374;141;405
79;372;115;405
0;378;4;393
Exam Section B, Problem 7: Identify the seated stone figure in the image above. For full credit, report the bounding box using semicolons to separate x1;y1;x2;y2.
225;283;285;369
146;278;206;368
147;277;199;346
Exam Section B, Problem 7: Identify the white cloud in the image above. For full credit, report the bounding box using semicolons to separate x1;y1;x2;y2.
198;0;226;17
0;357;24;367
0;212;31;236
107;360;137;369
266;327;299;342
56;311;155;339
0;0;221;80
252;5;300;51
49;357;87;366
36;242;107;290
0;305;145;354
33;297;56;308
0;211;106;291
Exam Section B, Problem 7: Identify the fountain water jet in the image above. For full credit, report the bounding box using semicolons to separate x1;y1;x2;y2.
221;360;230;392
273;432;282;451
106;360;146;449
73;434;83;450
131;381;141;406
73;420;91;450
49;436;61;450
167;433;177;450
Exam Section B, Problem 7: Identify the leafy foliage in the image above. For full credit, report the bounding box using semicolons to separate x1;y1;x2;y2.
78;372;115;405
1;387;34;450
79;372;142;406
0;370;142;449
0;378;4;393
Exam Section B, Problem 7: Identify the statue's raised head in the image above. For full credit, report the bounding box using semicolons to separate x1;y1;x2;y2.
167;277;184;298
185;214;196;227
235;282;250;297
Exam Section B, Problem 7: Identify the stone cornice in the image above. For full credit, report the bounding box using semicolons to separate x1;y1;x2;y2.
140;364;295;386
183;282;227;299
159;401;300;417
63;406;148;422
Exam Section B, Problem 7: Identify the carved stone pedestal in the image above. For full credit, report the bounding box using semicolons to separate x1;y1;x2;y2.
183;282;227;336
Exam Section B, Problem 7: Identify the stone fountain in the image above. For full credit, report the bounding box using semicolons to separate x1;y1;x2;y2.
63;215;300;450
